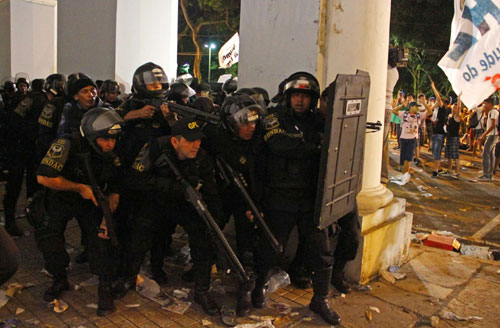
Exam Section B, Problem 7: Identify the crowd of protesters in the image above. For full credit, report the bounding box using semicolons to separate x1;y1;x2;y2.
389;81;499;182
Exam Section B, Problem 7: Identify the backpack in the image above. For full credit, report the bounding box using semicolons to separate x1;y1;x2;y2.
468;110;482;129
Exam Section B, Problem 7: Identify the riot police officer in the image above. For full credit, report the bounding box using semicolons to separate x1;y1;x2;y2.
2;75;48;236
37;73;67;158
120;118;222;316
99;79;122;108
114;62;174;285
209;93;265;316
254;72;341;325
36;108;124;316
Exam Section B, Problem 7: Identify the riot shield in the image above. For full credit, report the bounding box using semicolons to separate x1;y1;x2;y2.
314;70;370;229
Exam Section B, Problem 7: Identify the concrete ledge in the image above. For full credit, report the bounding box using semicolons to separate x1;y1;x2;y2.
346;197;413;284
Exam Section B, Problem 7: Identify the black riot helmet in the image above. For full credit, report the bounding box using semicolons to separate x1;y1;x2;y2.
132;62;169;99
283;72;320;110
15;72;30;88
252;87;270;106
222;78;237;95
221;94;264;137
100;80;120;96
80;107;124;157
167;82;194;104
44;73;66;97
234;88;268;114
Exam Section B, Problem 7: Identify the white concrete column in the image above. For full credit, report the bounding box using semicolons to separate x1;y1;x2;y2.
58;0;177;91
0;0;57;80
115;0;178;92
320;0;393;214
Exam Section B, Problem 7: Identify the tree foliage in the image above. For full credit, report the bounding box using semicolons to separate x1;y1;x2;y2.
178;0;239;82
390;0;455;98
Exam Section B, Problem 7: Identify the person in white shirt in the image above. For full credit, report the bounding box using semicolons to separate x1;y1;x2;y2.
477;96;498;181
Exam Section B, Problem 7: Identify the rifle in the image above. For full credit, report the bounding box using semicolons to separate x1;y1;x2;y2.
83;154;119;247
157;153;250;283
215;156;283;255
148;98;220;125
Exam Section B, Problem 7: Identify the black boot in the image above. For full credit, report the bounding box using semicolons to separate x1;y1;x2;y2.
112;276;136;299
75;248;89;264
331;260;350;294
251;270;272;309
309;267;341;326
97;275;115;317
290;272;312;289
194;265;219;316
5;216;23;237
237;277;255;317
43;273;70;302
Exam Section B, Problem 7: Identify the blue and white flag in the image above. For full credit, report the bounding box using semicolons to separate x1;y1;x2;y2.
439;0;500;108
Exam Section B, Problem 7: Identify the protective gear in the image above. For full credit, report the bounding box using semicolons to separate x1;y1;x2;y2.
251;270;272;309
3;80;15;93
252;87;270;106
43;273;70;302
222;78;237;95
167;82;194;104
65;73;96;99
44;74;66;97
99;80;120;96
331;259;350;294
97;275;115;316
31;79;45;92
283;72;320;110
221;94;263;137
79;107;124;157
309;267;341;325
132;62;169;99
234;88;268;113
176;73;193;86
15;72;30;88
237;278;255;317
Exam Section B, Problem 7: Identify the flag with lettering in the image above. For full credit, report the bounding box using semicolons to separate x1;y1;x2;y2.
438;0;500;108
218;33;239;69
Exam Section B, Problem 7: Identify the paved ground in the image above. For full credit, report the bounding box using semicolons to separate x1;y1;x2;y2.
386;138;500;246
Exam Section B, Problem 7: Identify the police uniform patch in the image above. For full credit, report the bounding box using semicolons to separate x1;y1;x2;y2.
14;97;32;118
264;114;280;130
239;156;247;165
47;143;64;158
113;157;122;167
40;103;55;120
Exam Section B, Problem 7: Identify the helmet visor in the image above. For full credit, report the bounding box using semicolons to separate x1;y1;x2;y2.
284;78;319;93
91;110;123;137
233;105;261;125
141;68;169;86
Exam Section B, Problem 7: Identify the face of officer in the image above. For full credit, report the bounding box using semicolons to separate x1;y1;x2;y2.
17;83;28;95
238;122;256;140
146;82;162;91
75;86;97;109
171;136;201;160
95;137;116;153
105;92;119;103
290;92;311;113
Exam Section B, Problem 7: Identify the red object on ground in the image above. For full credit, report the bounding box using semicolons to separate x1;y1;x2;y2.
424;234;459;251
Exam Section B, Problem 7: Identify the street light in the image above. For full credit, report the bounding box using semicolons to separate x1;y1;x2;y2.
204;43;216;82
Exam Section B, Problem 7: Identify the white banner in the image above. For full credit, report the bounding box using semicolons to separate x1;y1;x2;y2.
439;0;500;108
218;32;239;69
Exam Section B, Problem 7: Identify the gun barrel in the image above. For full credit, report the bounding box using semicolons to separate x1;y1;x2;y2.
167;102;220;125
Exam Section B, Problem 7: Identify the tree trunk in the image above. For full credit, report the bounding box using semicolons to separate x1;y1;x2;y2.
180;0;203;80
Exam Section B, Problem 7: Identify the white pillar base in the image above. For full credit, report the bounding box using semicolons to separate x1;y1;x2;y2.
346;197;413;284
